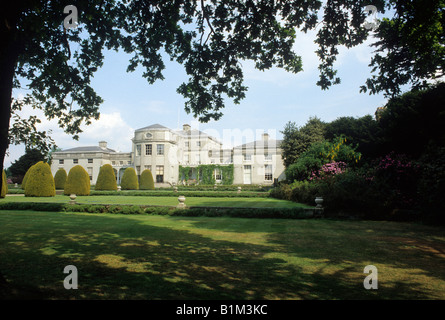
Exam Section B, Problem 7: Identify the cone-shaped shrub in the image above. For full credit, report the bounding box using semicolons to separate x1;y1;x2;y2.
24;161;56;197
1;170;8;198
21;164;35;190
140;169;155;190
54;168;68;190
120;167;139;190
95;164;117;191
64;165;90;196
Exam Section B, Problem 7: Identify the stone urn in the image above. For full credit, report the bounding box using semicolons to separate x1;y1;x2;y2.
237;186;241;194
117;186;121;192
69;194;77;204
177;195;186;209
173;186;178;193
315;197;324;208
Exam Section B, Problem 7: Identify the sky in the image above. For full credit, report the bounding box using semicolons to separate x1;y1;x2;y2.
6;20;388;168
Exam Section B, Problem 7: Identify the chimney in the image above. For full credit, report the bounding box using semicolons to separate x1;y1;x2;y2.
183;124;191;132
262;133;269;141
99;141;107;149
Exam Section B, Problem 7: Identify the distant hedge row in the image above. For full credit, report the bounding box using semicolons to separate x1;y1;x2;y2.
0;202;314;219
90;190;271;198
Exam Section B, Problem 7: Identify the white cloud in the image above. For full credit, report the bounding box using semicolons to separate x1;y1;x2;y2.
77;112;134;152
5;104;134;167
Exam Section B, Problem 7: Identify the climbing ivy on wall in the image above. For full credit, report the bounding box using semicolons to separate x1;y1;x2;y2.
178;166;193;182
179;164;234;185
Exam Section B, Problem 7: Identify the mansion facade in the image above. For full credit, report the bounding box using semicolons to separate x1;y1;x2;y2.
50;124;286;186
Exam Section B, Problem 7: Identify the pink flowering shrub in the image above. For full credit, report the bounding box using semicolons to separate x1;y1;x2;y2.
310;161;348;181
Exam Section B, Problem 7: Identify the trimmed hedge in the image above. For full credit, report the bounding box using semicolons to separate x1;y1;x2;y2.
64;165;91;196
95;164;117;191
54;168;68;190
120;167;139;190
0;201;313;219
90;190;271;198
21;165;34;190
24;162;56;197
139;169;155;190
1;170;7;198
0;202;65;211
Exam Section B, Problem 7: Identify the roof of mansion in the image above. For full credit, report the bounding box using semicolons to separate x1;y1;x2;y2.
57;146;117;153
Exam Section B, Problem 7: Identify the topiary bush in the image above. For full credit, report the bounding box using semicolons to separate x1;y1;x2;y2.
95;164;117;191
54;168;68;190
139;169;155;190
21;164;36;190
64;165;91;196
24;161;56;197
1;170;8;198
120;167;139;190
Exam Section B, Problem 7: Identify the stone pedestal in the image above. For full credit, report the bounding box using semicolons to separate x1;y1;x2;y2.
177;195;186;209
315;197;324;217
69;194;77;205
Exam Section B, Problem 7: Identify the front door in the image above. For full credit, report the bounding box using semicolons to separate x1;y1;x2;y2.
243;165;252;184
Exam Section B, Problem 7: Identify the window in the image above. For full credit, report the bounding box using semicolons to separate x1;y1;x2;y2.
73;159;78;164
145;144;152;155
87;167;93;181
185;141;190;148
243;154;252;161
214;168;222;181
144;165;152;172
196;141;201;147
136;145;141;156
265;154;272;161
196;154;201;164
136;166;141;175
88;159;93;163
265;165;273;181
157;144;164;155
156;165;164;183
59;159;64;164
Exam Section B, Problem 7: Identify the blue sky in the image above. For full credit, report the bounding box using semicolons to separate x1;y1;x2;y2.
6;26;387;168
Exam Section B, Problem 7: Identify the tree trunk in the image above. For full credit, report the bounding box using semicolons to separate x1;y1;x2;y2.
0;14;20;195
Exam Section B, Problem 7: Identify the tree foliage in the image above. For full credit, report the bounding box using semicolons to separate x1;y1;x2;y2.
376;82;445;158
285;136;361;182
324;115;382;159
280;117;326;168
360;0;445;97
7;148;45;183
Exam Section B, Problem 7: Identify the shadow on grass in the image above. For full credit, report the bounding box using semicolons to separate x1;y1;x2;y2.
0;211;444;300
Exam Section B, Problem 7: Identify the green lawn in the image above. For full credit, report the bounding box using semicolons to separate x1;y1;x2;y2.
0;210;444;299
3;194;309;208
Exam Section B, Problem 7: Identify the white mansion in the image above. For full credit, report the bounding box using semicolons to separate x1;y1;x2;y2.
50;124;286;186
